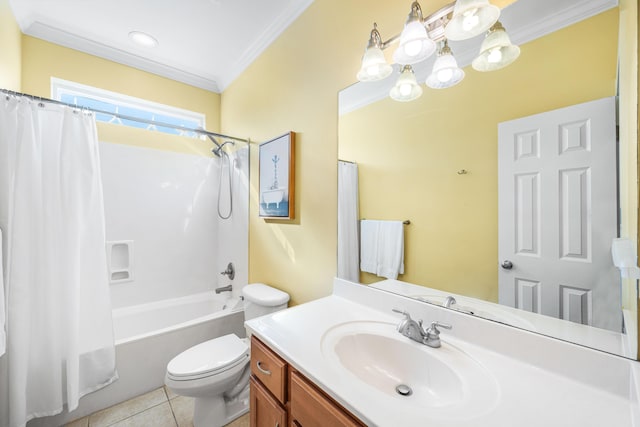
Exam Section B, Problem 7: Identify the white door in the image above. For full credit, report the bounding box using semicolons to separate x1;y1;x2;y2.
498;97;620;332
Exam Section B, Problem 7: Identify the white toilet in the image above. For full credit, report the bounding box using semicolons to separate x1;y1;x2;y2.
165;283;290;427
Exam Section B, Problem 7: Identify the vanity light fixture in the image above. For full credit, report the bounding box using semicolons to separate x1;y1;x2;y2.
471;21;520;72
444;0;500;41
392;2;436;65
390;65;423;102
128;31;159;48
426;40;465;89
357;23;394;82
357;1;520;99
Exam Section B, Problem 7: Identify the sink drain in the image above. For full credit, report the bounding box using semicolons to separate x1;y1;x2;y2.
395;384;413;396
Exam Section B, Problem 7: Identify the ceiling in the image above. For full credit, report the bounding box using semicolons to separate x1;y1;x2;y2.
8;0;315;93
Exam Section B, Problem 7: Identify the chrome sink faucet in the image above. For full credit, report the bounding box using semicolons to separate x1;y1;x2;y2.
443;296;474;315
443;296;456;308
392;309;452;348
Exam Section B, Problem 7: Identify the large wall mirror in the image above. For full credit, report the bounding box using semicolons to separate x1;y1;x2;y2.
338;0;639;359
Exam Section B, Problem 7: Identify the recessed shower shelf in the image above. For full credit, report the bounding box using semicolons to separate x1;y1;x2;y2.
107;240;134;284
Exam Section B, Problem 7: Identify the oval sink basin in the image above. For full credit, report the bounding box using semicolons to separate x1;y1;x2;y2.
321;321;499;420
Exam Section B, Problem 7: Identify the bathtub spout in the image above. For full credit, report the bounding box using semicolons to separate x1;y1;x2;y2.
215;285;233;294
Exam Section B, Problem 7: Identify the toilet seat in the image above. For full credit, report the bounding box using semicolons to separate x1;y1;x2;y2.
167;334;249;381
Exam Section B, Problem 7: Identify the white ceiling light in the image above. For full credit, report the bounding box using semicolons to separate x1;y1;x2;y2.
392;1;436;65
444;0;500;41
357;23;393;82
390;65;423;102
426;41;465;89
128;31;159;48
472;21;520;72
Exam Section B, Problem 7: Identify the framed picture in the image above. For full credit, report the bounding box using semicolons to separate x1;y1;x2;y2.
259;132;295;219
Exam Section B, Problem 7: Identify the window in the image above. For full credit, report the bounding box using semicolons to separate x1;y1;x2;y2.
51;78;206;138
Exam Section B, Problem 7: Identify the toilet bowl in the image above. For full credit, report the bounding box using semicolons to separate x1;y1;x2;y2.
165;283;289;427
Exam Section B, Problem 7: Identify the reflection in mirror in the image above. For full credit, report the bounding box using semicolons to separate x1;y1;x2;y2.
338;0;638;359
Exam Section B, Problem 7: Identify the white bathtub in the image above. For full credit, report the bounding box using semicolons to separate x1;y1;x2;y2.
112;292;243;344
28;292;246;427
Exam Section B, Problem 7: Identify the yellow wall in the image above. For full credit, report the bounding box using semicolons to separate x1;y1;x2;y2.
618;0;639;321
220;0;465;304
20;36;220;156
220;0;407;305
0;0;21;90
339;10;618;302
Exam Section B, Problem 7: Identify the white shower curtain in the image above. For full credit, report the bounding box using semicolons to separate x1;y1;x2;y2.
0;96;117;427
337;161;360;282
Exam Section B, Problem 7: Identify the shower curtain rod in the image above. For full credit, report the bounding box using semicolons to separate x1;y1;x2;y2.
0;88;250;144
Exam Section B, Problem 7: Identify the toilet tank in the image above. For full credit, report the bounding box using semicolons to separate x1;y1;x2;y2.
242;283;290;321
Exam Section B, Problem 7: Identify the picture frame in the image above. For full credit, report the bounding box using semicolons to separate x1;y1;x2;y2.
259;131;295;219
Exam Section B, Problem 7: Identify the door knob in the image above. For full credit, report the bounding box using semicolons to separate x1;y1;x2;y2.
501;260;513;270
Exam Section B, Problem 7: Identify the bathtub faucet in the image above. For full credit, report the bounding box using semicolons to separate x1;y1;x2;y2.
215;284;233;294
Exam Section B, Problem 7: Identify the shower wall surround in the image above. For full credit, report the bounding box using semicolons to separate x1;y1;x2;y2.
99;142;249;309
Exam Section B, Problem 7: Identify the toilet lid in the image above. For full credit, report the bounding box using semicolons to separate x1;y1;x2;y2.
167;334;249;378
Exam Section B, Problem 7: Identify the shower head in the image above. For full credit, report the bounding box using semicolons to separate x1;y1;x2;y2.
212;140;236;157
207;135;223;157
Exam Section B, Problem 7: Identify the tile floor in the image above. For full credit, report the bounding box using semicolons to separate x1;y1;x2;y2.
65;387;249;427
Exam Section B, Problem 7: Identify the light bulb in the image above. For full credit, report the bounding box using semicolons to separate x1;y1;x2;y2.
437;68;454;83
487;47;503;63
390;65;422;101
366;64;381;76
403;39;423;57
462;8;480;32
399;83;413;96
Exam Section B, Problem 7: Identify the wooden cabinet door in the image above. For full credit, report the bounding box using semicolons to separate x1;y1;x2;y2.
289;371;363;427
251;336;288;404
250;376;287;427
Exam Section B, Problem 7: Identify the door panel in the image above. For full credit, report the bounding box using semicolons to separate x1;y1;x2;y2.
498;97;620;332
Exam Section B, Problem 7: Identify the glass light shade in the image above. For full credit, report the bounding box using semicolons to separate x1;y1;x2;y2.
472;23;520;72
444;0;500;41
390;65;423;102
393;20;436;65
426;53;465;89
357;46;393;82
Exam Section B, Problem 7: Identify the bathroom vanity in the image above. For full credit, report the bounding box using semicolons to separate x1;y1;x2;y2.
249;335;364;426
246;278;640;427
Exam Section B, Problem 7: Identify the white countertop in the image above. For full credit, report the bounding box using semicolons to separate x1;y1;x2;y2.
246;279;640;427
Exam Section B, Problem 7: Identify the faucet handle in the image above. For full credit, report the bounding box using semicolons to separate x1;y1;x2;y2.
392;308;413;333
423;321;452;348
392;308;410;318
427;321;452;335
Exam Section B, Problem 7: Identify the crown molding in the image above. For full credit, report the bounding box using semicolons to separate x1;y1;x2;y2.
217;0;315;91
25;21;221;92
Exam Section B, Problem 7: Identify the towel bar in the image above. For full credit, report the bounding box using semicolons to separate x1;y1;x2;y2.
360;219;410;225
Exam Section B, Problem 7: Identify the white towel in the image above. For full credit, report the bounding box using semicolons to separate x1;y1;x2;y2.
360;220;405;280
359;220;379;275
0;228;5;357
376;221;405;279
